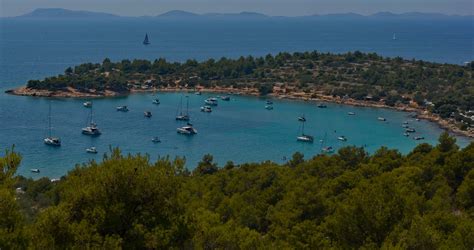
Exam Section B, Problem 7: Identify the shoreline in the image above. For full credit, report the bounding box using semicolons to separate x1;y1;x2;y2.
5;86;474;138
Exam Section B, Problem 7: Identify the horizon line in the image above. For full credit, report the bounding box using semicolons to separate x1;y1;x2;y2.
2;7;473;18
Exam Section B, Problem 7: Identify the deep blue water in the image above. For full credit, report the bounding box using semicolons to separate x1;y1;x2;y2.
0;18;472;178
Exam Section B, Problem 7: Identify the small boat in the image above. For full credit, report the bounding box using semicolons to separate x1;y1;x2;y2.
297;116;306;122
322;146;335;154
83;101;92;108
378;117;387;121
205;98;218;106
405;128;416;133
144;111;152;118
200;106;212;112
195;91;202;95
403;121;409;124
177;125;197;135
403;133;410;137
44;137;61;146
44;101;61;146
296;119;313;143
176;95;190;121
220;96;230;101
266;100;273;105
152;99;160;105
297;134;314;142
265;105;273;110
151;137;161;143
393;33;397;40
30;169;40;173
82;103;101;136
416;118;420;121
338;136;347;142
116;106;129;112
82;123;101;136
317;104;327;108
143;33;150;45
86;147;98;154
414;136;424;140
348;112;356;115
402;124;409;128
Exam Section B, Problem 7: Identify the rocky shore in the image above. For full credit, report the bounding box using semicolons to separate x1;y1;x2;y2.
6;85;474;138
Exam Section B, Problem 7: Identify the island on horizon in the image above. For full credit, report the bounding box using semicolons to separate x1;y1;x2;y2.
6;51;474;138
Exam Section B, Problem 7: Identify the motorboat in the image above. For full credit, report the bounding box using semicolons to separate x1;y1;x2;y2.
220;96;230;101
152;99;160;105
30;169;40;173
297;134;314;143
44;137;61;146
205;98;218;106
152;137;161;143
378;117;386;121
116;106;129;112
405;128;416;133
297;116;306;122
195;91;202;95
200;106;212;112
86;147;98;154
265;105;273;110
82;123;101;136
322;146;335;154
177;126;197;135
83;101;92;108
317;104;327;108
348;112;355;115
414;136;425;140
266;100;273;105
338;136;347;141
144;111;152;118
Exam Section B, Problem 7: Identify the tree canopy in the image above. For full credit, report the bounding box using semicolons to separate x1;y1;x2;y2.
1;133;473;248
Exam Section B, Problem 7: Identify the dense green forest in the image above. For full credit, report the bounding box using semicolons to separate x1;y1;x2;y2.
1;133;473;249
24;51;474;127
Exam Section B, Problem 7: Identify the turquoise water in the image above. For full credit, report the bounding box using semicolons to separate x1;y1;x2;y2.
0;18;472;178
0;92;471;178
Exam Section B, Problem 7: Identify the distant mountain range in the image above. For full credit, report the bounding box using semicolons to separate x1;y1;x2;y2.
7;8;472;20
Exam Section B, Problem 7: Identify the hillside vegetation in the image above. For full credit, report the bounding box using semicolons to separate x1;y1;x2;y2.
1;133;473;249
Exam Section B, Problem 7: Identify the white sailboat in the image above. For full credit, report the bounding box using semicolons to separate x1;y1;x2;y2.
176;95;190;121
296;119;314;143
44;100;61;146
82;102;101;136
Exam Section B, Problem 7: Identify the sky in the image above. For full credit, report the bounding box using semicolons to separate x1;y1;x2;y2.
0;0;472;17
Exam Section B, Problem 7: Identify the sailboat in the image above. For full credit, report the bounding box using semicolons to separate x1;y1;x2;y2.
143;33;150;45
82;102;101;136
176;95;190;121
321;132;334;154
296;119;314;143
44;101;61;146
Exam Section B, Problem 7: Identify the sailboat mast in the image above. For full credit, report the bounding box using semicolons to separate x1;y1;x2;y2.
177;96;183;116
90;102;94;124
48;100;52;137
186;96;189;116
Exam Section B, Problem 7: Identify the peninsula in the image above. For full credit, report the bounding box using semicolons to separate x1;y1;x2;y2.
7;51;474;137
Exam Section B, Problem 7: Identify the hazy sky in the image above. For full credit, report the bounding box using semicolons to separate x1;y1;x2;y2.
1;0;472;17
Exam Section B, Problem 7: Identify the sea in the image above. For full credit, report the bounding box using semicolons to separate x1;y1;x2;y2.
0;18;472;178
